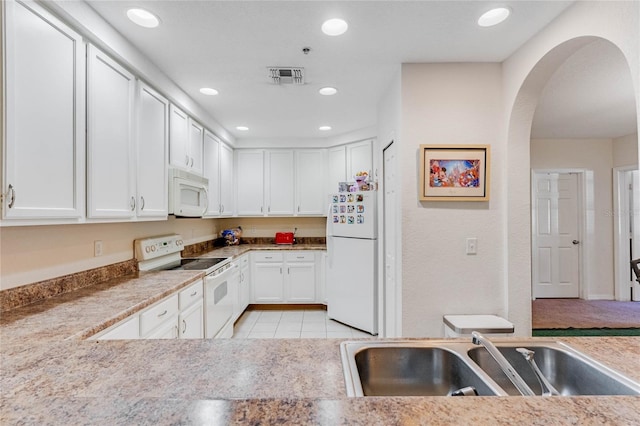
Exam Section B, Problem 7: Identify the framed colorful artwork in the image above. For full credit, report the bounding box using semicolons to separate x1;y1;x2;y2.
419;144;490;201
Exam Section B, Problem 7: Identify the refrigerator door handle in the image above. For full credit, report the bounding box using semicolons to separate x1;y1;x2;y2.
326;203;333;268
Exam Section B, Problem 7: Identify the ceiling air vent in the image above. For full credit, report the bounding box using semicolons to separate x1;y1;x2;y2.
268;67;304;85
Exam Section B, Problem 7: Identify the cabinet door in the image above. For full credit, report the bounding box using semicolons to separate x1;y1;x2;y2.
346;140;373;179
296;150;326;215
266;150;294;215
188;119;204;174
169;105;189;169
203;130;221;217
287;262;316;302
146;316;179;339
3;0;85;219
96;315;139;340
87;45;136;219
240;263;251;312
327;146;346;195
252;262;284;302
179;300;204;339
235;150;265;215
136;82;168;218
219;143;234;216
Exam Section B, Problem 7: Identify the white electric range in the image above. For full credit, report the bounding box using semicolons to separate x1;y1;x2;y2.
134;234;235;338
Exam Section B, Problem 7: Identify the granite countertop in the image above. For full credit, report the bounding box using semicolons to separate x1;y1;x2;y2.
194;242;327;259
1;246;639;424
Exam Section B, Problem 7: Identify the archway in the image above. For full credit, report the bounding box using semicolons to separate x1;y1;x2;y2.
505;35;640;335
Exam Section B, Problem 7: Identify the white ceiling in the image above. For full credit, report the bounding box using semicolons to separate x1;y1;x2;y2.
84;1;636;142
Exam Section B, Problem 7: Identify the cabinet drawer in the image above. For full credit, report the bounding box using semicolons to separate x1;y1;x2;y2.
140;294;179;336
179;279;203;309
285;252;315;262
253;252;284;262
237;254;250;267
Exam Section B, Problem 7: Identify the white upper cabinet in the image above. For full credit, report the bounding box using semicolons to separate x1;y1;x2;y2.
204;131;235;217
169;105;189;170
295;150;326;215
136;82;169;218
235;150;265;215
346;140;373;179
203;131;221;217
327;146;347;194
169;105;203;174
188;119;204;174
2;0;85;220
235;149;327;217
326;140;373;195
219;142;234;216
266;151;295;215
86;44;136;219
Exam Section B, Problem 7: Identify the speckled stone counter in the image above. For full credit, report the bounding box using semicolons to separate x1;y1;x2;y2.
193;242;327;259
2;254;640;424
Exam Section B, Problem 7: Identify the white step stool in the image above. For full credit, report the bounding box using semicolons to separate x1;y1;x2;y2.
443;314;514;338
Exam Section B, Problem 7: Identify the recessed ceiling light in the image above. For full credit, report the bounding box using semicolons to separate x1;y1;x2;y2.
321;18;348;36
126;8;160;28
477;7;511;27
199;87;219;96
319;87;338;96
319;126;332;131
236;126;249;131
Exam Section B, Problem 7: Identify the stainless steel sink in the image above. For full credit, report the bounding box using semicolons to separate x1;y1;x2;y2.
340;340;640;397
340;341;506;397
467;341;640;396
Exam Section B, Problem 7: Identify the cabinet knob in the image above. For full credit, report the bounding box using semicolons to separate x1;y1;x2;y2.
130;196;136;211
140;196;145;211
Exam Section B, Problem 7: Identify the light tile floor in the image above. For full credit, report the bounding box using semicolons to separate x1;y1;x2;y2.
232;309;374;339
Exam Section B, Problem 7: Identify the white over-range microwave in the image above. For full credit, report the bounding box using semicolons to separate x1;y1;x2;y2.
168;167;209;217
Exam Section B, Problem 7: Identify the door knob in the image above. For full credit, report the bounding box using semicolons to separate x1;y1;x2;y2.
572;240;580;245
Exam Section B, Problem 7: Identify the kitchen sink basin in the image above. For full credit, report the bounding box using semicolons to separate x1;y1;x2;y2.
340;340;640;397
467;341;640;396
340;341;504;397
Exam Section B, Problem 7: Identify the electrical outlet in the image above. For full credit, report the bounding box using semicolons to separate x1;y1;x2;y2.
466;238;477;255
94;240;103;257
251;226;256;234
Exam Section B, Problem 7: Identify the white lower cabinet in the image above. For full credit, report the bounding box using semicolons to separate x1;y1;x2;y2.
251;251;318;304
92;279;203;340
139;293;179;338
178;279;204;339
179;301;204;339
96;315;139;340
233;254;251;322
252;253;285;303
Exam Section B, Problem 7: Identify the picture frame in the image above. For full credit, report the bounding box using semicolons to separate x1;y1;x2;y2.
419;144;490;201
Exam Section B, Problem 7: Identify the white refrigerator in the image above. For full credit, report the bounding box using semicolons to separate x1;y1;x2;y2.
326;191;377;335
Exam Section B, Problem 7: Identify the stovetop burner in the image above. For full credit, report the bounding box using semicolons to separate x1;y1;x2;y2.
170;257;228;271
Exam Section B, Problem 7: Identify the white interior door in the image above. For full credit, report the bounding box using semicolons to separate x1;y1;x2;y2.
532;172;581;298
383;142;399;337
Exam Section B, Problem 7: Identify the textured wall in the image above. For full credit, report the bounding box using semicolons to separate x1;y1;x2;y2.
400;63;505;337
0;218;219;291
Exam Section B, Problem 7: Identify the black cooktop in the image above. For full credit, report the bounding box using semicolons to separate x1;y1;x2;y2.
170;257;228;271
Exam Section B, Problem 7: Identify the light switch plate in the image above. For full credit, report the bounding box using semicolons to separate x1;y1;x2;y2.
94;240;103;257
466;238;477;255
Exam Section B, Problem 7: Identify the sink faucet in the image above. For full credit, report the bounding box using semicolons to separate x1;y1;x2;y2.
471;331;535;396
516;348;560;396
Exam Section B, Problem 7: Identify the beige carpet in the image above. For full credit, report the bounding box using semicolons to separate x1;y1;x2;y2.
532;299;640;329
